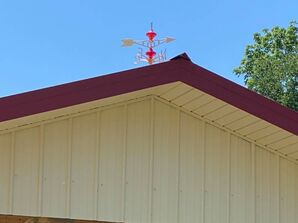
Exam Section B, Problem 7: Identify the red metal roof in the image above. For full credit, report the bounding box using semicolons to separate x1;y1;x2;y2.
1;53;297;135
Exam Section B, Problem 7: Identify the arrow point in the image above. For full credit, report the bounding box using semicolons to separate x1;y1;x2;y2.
122;39;135;47
165;37;175;43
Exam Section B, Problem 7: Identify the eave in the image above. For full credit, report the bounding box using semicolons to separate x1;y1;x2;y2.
0;53;297;160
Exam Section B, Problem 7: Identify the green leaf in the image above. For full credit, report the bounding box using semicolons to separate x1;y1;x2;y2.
234;22;298;111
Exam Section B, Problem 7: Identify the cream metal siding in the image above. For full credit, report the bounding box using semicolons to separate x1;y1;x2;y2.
256;147;279;223
179;112;204;223
0;96;298;223
125;100;151;223
13;127;40;216
70;114;97;219
98;106;126;222
152;101;179;223
205;124;229;223
42;120;69;217
280;158;298;222
230;135;253;223
0;133;11;214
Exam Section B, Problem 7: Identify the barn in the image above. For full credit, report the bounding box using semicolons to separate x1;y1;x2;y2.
0;53;298;223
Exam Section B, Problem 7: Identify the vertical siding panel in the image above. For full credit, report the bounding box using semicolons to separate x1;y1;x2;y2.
152;101;179;223
176;110;181;223
42;120;68;217
179;112;204;223
204;124;229;223
148;97;155;223
295;164;298;222
94;111;101;219
202;122;206;223
70;113;97;219
276;155;280;223
37;125;44;215
66;118;73;217
0;133;11;214
230;136;252;223
13;127;40;216
251;144;256;223
256;147;278;223
98;106;125;222
227;133;231;223
122;105;128;222
125;100;151;223
280;158;298;223
8;132;15;214
295;163;298;221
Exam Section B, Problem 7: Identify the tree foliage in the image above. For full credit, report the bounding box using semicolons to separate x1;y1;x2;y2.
234;22;298;111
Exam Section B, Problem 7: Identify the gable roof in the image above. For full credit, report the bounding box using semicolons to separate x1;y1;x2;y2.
1;53;297;136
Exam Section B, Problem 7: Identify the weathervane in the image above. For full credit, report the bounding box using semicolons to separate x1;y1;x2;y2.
122;23;175;65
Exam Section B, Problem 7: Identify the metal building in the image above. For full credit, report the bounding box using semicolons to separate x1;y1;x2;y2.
0;54;298;223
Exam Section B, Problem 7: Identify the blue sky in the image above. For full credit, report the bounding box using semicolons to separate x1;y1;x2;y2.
0;0;297;97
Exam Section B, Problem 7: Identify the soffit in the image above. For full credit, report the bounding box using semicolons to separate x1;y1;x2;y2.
156;82;298;161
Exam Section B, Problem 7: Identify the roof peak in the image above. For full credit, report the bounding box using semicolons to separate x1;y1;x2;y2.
170;53;192;62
